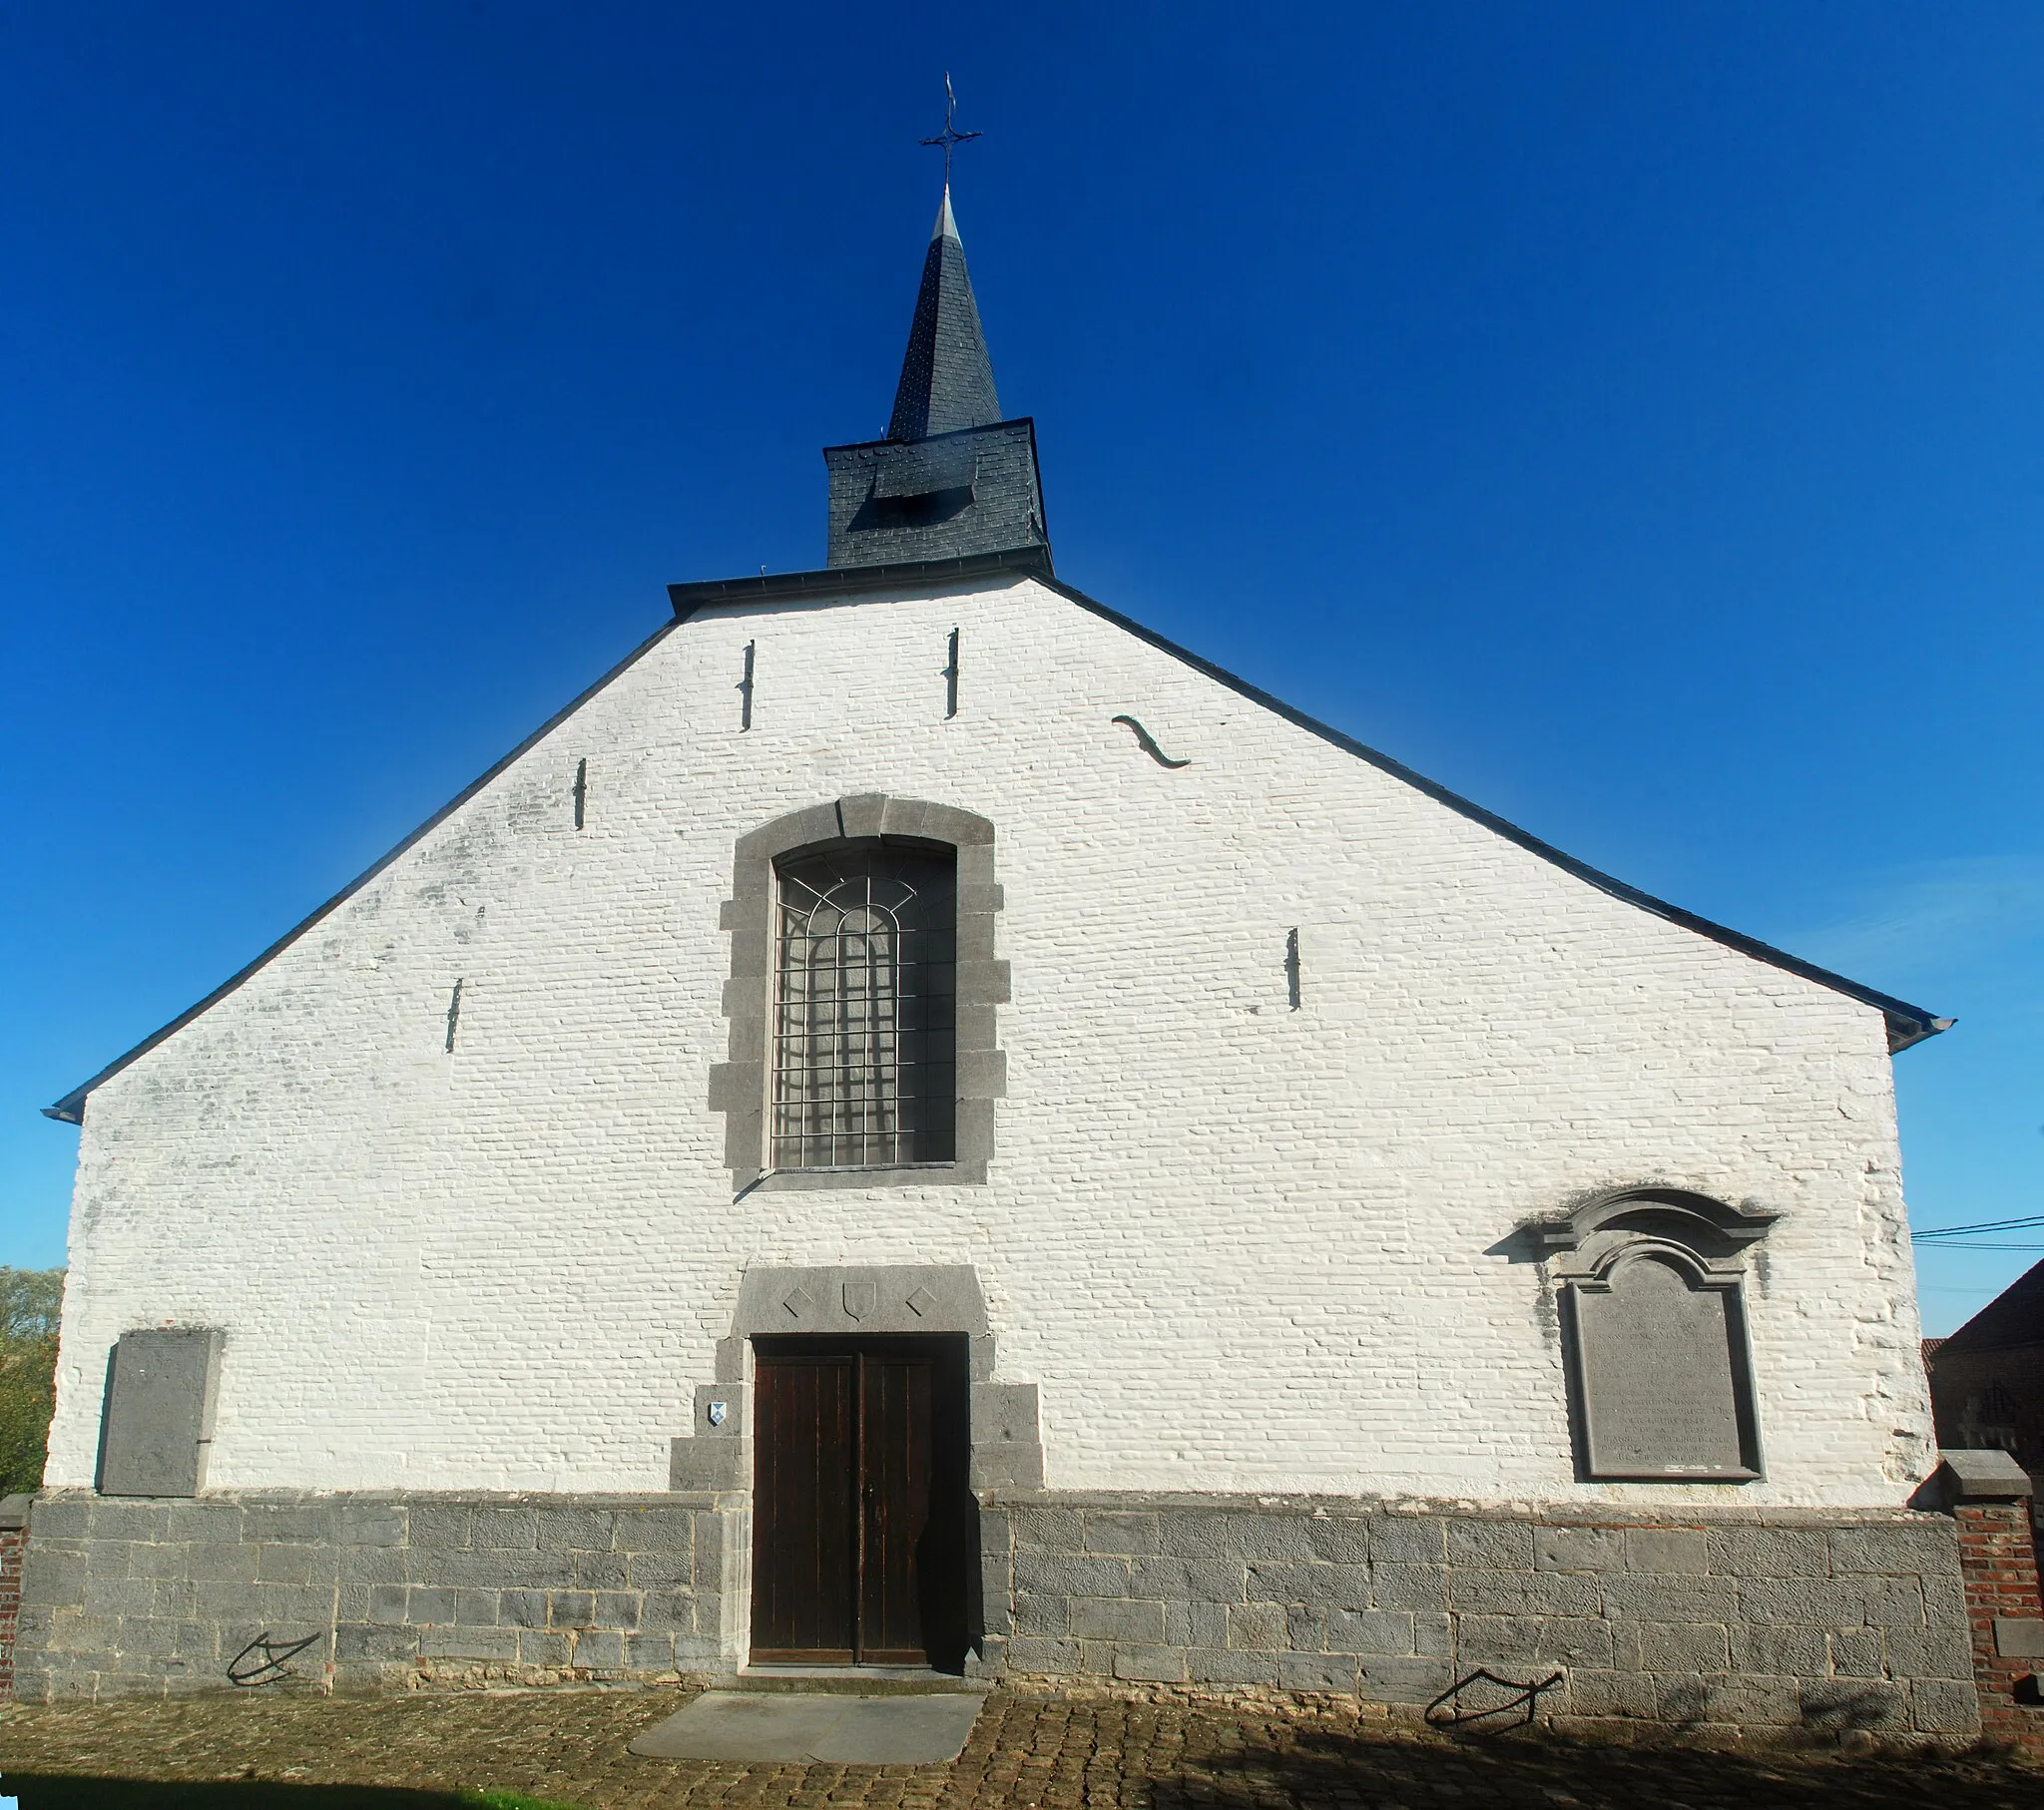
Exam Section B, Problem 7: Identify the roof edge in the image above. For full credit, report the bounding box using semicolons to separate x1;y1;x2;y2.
670;542;1052;615
1932;1255;2044;1355
47;549;1946;1126
821;415;1037;459
43;612;690;1126
1030;571;1948;1054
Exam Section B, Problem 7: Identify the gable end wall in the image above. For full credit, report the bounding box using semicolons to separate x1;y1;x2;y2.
42;577;1929;1509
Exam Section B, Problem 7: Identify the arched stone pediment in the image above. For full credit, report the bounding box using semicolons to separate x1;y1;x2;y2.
1524;1187;1774;1484
1528;1186;1780;1283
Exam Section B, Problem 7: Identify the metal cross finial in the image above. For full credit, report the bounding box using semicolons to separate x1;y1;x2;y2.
919;73;982;186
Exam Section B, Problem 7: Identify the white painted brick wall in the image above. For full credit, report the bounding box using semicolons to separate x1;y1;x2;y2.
44;576;1935;1507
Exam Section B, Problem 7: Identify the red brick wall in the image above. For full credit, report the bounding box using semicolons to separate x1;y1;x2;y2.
0;1523;26;1698
1955;1500;2044;1752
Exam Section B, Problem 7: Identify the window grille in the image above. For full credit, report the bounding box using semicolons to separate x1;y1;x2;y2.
771;841;956;1169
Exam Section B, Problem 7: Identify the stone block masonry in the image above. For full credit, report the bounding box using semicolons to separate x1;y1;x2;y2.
10;1490;741;1701
6;1482;1993;1740
983;1492;1981;1743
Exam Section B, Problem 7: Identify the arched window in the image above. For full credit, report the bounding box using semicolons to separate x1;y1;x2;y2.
710;796;1003;1190
771;840;957;1169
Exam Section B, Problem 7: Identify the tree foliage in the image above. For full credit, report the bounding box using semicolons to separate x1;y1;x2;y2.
0;1267;64;1495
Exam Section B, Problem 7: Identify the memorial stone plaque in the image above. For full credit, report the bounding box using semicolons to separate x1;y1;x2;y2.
97;1327;223;1497
1570;1254;1758;1480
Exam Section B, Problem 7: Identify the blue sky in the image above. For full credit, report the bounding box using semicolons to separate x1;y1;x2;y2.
3;3;2039;1334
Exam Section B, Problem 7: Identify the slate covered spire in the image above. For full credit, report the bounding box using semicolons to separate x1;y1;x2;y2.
885;186;1002;442
821;182;1046;570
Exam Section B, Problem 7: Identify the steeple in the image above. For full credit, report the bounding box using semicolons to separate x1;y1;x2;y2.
886;185;1002;442
820;180;1049;572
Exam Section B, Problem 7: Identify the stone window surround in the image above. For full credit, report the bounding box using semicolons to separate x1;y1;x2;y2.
1530;1187;1778;1486
709;795;1006;1191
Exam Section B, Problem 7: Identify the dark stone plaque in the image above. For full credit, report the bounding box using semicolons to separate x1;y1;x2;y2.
1570;1254;1760;1481
97;1327;223;1497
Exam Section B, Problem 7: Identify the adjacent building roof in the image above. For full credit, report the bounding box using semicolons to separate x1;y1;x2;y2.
1935;1259;2044;1356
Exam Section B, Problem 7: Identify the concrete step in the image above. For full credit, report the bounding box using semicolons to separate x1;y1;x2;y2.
723;1663;991;1696
633;1688;987;1762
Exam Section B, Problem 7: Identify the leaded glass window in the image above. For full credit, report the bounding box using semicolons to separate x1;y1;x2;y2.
771;840;956;1169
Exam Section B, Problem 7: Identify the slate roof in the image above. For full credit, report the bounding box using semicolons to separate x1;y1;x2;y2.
1936;1259;2044;1355
885;187;1001;442
827;190;1046;570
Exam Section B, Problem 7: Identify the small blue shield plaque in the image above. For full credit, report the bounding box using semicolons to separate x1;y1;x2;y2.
707;1401;728;1428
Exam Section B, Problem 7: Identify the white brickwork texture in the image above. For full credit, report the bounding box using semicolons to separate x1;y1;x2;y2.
45;577;1934;1507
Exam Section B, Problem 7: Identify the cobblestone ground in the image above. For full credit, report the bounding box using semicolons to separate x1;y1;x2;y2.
0;1686;2039;1810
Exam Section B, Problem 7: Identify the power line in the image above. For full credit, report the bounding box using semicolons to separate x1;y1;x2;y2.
1912;1213;2044;1240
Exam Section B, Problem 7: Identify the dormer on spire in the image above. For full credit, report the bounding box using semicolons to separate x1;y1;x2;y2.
886;185;1002;443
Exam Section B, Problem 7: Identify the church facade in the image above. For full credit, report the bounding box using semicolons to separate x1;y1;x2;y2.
16;190;1983;1738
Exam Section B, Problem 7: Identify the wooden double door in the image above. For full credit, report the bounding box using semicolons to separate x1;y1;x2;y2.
750;1336;973;1669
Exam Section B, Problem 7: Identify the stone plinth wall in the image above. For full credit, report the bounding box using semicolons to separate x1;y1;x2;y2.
1954;1500;2044;1753
982;1492;1980;1743
11;1491;743;1701
12;1482;1989;1744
